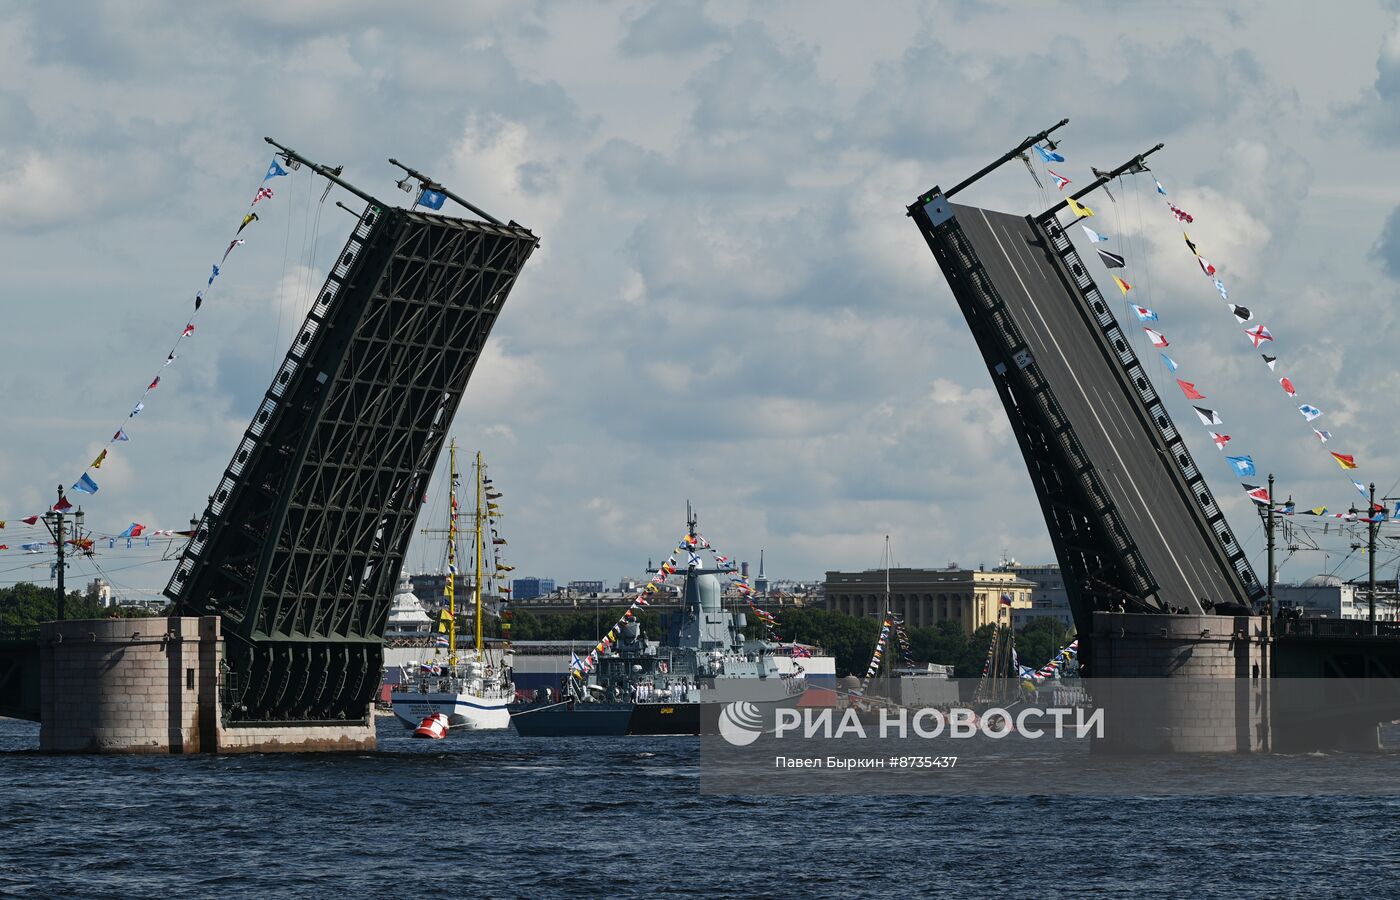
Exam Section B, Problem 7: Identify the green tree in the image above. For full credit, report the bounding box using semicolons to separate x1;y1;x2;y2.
0;582;163;629
776;607;880;677
493;607;663;643
1013;617;1072;670
908;620;969;669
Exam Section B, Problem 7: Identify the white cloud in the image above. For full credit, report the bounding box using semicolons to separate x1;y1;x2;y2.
2;1;1398;598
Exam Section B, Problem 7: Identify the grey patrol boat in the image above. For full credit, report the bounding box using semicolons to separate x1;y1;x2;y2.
509;509;807;736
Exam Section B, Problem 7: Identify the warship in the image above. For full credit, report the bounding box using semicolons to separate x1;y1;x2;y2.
508;511;807;736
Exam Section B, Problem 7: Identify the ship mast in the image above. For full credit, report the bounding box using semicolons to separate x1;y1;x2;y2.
446;440;459;663
474;451;486;654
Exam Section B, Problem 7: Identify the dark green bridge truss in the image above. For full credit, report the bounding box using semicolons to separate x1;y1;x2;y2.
165;200;537;725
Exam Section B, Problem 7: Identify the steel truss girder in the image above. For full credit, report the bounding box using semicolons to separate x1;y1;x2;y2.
166;202;536;724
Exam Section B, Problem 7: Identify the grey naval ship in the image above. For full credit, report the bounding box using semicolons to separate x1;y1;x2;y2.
508;518;807;736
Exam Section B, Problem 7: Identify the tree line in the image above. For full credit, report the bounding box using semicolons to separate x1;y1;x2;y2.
499;604;1071;677
0;582;164;631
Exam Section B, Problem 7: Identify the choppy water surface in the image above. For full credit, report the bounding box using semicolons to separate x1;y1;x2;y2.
1;718;1396;898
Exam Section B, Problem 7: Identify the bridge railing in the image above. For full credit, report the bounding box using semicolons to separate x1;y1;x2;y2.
165;203;385;608
0;625;40;643
1040;218;1263;601
1279;617;1400;638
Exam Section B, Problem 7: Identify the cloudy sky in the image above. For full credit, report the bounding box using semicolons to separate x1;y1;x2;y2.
4;1;1400;601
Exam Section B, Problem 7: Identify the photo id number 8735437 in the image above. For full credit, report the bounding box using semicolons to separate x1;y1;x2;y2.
889;756;957;768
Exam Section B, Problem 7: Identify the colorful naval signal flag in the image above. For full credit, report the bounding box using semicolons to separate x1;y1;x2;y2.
1330;452;1358;470
1245;325;1273;348
1177;379;1206;400
1066;196;1094;218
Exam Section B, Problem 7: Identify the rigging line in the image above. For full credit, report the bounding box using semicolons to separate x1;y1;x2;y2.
294;169;315;329
301;181;330;315
272;167;298;370
77;552;169;603
1156;166;1362;508
0;560;52;576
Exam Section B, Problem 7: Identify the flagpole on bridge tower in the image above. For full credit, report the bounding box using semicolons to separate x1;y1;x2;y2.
1368;481;1378;635
1266;473;1275;619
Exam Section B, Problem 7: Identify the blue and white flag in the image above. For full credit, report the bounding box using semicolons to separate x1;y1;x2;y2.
1132;305;1158;322
130;401;145;418
1081;224;1109;243
417;188;447;210
208;264;220;286
1226;455;1257;477
1160;352;1179;372
1033;144;1064;163
264;159;288;181
1214;279;1228;301
72;473;99;495
1354;480;1368;497
1299;404;1323;422
1155;179;1167;195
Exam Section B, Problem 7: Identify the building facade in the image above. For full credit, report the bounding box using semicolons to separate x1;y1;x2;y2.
1000;563;1075;629
1274;575;1400;621
512;577;556;601
823;567;1034;635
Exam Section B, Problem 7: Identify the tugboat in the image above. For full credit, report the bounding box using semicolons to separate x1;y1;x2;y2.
508;506;806;736
391;442;515;731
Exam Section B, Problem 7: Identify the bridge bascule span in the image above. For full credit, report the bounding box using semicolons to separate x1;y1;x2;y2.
908;126;1262;640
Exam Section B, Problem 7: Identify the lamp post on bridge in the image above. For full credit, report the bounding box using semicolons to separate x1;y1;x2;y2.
41;484;83;622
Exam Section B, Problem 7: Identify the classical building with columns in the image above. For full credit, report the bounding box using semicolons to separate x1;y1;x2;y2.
822;566;1034;635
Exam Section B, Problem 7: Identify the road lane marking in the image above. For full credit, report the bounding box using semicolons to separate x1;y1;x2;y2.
978;210;1202;604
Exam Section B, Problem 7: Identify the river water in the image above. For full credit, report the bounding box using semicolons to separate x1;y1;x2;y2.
1;717;1396;897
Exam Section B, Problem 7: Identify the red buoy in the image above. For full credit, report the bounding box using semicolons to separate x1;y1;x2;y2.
413;713;450;739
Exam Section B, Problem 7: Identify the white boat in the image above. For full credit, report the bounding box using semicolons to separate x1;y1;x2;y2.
391;655;514;730
391;442;515;732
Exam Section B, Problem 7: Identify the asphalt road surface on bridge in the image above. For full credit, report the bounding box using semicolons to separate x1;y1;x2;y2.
953;203;1250;611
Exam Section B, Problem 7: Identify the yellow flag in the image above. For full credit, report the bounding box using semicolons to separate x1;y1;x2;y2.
1066;196;1094;218
1113;276;1132;296
91;449;108;469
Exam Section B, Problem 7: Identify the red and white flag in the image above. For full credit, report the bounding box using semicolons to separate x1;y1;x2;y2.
1245;325;1273;348
1279;377;1296;397
1144;328;1169;348
1210;432;1232;450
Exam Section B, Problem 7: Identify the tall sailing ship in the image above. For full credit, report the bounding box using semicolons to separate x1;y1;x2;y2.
391;441;515;731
